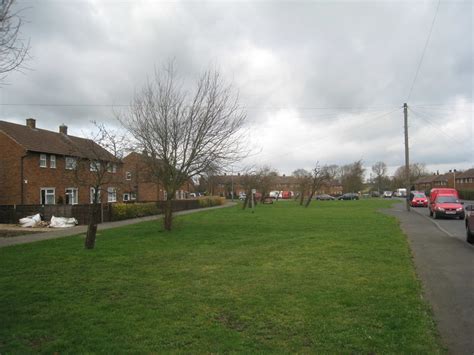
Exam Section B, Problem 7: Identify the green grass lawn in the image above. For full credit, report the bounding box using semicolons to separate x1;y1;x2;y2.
0;200;443;353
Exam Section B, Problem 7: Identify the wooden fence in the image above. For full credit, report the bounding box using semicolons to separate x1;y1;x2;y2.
0;200;202;225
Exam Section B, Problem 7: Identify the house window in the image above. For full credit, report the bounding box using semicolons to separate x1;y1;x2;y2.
107;163;117;173
90;187;101;204
65;188;78;205
123;193;130;202
125;171;131;180
65;157;77;170
90;161;100;172
40;188;55;205
130;192;137;200
50;155;56;168
39;154;47;168
107;187;117;202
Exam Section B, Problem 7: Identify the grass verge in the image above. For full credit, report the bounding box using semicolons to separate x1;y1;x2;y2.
0;199;443;353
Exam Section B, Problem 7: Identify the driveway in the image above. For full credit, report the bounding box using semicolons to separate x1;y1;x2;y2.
385;202;473;355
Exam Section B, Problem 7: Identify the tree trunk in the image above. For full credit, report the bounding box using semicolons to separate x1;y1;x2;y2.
84;203;99;249
305;190;315;208
164;198;173;231
299;188;305;205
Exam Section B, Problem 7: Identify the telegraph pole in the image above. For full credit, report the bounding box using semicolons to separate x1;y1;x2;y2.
404;103;410;212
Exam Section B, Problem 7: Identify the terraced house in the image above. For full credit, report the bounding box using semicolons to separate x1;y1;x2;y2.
0;119;122;205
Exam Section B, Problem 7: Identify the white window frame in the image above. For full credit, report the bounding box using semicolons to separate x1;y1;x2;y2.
40;187;55;205
90;187;101;204
65;187;78;205
65;157;77;170
130;192;137;200
39;154;47;168
50;155;56;168
107;187;117;203
125;171;132;180
90;161;100;172
123;193;130;202
107;163;117;173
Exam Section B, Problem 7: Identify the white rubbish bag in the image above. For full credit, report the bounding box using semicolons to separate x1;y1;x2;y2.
49;216;78;228
19;213;42;228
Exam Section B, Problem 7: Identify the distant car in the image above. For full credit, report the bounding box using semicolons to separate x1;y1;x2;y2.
410;191;428;207
429;194;464;220
315;194;335;200
465;204;474;244
263;197;274;204
338;193;359;200
383;191;393;198
239;193;246;201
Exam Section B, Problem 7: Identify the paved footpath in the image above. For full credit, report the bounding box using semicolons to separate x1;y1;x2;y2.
0;203;236;248
384;202;473;355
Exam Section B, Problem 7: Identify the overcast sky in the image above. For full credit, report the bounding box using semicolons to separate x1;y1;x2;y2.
1;0;472;177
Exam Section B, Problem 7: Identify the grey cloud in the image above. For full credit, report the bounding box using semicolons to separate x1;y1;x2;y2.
0;0;471;175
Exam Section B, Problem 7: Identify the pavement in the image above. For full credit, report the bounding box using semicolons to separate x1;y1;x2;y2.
0;203;236;248
384;201;473;355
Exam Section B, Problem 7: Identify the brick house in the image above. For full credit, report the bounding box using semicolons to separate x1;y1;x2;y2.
121;152;194;202
455;168;474;190
0;119;122;205
414;175;438;192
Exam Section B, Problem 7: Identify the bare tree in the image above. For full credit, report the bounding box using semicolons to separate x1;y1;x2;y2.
393;163;429;189
240;169;258;210
0;0;30;81
255;166;278;203
70;123;125;249
371;161;387;194
340;160;365;193
304;163;333;208
119;63;247;230
292;168;311;206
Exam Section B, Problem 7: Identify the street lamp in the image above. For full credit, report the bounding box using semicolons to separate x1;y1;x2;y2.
449;169;457;189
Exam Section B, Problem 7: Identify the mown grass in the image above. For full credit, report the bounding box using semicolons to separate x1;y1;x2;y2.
0;199;443;353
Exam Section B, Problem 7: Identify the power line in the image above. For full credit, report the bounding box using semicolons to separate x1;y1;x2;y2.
406;0;441;102
0;102;400;110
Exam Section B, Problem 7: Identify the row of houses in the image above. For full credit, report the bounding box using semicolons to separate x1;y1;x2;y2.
208;174;343;198
0;119;192;206
414;170;474;192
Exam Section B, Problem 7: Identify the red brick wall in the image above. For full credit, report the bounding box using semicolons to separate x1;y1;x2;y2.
0;145;123;205
0;132;25;204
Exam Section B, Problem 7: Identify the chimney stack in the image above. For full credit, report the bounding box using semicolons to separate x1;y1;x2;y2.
26;118;36;129
59;124;68;135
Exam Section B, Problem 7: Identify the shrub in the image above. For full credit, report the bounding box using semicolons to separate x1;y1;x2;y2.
459;190;474;200
112;203;161;221
197;196;225;208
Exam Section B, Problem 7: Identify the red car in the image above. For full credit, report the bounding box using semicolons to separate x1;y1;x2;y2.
410;192;428;207
429;194;465;220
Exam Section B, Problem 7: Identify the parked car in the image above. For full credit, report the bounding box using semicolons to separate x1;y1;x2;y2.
239;193;246;201
429;194;465;220
383;191;393;198
338;193;359;200
263;197;274;204
428;188;459;213
409;191;428;207
465;204;474;244
315;194;335;200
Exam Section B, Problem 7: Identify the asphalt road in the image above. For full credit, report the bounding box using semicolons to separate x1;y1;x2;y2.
401;198;474;243
385;201;473;355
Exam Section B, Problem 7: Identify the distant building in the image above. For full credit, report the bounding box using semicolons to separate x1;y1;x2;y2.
121;152;194;202
455;168;474;190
